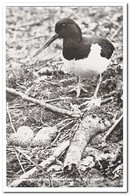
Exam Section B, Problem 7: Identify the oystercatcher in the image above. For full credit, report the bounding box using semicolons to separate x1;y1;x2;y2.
33;18;114;108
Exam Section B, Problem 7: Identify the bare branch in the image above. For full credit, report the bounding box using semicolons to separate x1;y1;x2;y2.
6;102;16;133
6;87;81;118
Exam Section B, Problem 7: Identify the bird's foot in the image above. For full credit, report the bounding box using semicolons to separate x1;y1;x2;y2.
68;82;88;98
81;96;101;111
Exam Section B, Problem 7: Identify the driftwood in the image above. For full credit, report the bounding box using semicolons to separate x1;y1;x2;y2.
6;87;81;118
9;140;70;187
63;113;111;173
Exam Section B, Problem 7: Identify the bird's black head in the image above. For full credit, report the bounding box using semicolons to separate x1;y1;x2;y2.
33;18;82;57
55;18;82;40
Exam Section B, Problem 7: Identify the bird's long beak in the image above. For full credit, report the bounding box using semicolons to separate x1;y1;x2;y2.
33;33;59;57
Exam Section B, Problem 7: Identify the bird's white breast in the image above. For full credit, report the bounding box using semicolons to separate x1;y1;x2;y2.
61;44;110;79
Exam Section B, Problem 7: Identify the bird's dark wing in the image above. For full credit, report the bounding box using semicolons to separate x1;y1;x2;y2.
83;36;115;59
63;36;114;60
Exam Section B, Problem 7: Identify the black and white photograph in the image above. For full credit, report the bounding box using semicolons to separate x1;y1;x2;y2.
3;1;127;193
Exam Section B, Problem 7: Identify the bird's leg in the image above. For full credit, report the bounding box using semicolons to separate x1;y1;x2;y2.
93;73;102;99
69;76;88;98
82;73;102;111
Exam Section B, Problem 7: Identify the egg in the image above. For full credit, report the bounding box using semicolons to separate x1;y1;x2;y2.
9;126;34;147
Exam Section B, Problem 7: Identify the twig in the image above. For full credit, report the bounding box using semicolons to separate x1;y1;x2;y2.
6;87;81;118
15;151;25;174
100;97;113;105
6;102;16;133
52;120;75;144
45;96;72;103
9;140;70;187
102;114;123;141
15;147;39;168
102;91;117;99
56;118;73;128
9;103;36;109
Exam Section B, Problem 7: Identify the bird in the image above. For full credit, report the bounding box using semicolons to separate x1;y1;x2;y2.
33;18;114;109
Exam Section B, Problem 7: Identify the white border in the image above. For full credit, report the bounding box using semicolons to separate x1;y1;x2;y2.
1;1;128;193
2;2;127;7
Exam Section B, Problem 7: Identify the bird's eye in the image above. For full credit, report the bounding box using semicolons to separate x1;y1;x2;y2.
61;23;66;27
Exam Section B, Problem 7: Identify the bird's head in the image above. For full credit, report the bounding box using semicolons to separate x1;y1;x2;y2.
55;18;82;39
33;18;82;57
